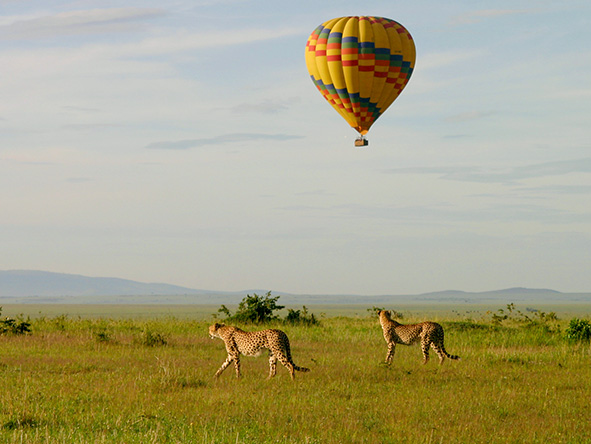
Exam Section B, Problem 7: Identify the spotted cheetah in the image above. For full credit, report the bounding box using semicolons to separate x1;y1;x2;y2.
208;323;310;380
378;310;460;365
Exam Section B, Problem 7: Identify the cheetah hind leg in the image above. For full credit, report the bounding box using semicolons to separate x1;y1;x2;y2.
268;354;278;379
421;340;431;364
433;343;446;364
276;354;296;380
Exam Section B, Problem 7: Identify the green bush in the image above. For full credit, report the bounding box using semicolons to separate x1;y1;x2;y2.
218;292;284;324
0;307;31;335
140;329;167;347
565;318;591;342
284;306;319;326
217;293;320;326
488;303;560;332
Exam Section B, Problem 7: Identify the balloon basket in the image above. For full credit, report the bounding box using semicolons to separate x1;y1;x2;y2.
354;137;368;147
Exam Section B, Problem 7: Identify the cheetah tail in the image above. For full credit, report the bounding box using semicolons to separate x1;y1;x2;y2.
442;347;460;360
294;365;310;373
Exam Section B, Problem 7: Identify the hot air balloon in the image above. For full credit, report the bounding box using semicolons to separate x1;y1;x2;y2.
305;16;416;147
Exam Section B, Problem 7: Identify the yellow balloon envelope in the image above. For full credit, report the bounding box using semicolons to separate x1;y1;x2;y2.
305;16;415;143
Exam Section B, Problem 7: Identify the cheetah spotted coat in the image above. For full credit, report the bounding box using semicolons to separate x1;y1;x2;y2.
209;323;310;379
378;310;460;365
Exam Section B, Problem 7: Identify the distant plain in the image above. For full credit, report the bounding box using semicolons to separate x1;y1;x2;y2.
2;302;591;320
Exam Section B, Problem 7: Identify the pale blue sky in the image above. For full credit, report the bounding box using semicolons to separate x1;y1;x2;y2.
1;0;590;295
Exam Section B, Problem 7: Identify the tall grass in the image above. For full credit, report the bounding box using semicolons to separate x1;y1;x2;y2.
0;310;590;443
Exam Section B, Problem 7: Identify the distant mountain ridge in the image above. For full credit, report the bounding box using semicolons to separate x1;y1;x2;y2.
0;270;208;297
1;270;590;304
418;287;563;298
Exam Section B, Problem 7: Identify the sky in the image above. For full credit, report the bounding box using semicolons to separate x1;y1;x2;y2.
1;0;590;295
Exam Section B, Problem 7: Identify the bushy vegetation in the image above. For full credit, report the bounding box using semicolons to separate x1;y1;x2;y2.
217;292;319;325
284;306;318;326
488;303;560;332
565;318;591;342
0;307;31;335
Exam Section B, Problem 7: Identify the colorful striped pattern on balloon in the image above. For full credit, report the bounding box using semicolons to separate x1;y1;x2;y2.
305;16;415;136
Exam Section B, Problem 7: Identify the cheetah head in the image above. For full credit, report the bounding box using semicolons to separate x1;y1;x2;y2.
378;310;391;320
208;323;224;339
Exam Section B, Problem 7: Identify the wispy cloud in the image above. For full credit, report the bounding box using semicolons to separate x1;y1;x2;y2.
0;8;166;40
383;158;591;185
278;202;591;225
418;50;484;71
123;26;303;57
61;123;125;131
450;9;532;25
229;99;292;115
66;177;94;183
146;133;303;150
444;111;496;123
514;184;591;195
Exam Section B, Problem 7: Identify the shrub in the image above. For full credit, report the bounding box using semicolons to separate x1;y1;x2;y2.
140;329;167;347
218;292;284;324
284;306;319;326
94;329;112;343
0;307;31;335
488;303;560;332
217;293;321;326
565;318;591;342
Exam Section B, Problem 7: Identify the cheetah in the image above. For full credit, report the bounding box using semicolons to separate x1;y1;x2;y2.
208;323;310;380
378;310;460;365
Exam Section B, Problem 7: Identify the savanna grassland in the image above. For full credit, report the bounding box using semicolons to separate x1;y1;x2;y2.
1;304;590;443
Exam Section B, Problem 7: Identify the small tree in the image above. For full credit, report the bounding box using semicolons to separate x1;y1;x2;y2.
219;292;284;324
284;306;319;326
565;318;591;342
0;307;31;335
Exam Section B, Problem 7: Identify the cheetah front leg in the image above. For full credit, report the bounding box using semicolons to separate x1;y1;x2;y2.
232;355;241;378
385;342;396;364
214;355;233;378
214;353;241;378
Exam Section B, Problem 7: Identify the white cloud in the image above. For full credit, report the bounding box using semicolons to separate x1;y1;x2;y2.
417;50;484;71
383;158;591;185
118;26;303;57
450;9;532;25
146;133;303;150
0;8;167;39
444;111;496;123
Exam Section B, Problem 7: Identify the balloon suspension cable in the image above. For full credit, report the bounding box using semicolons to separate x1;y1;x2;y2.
354;136;369;147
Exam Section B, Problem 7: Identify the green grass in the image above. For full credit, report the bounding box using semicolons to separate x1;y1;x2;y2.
1;305;590;443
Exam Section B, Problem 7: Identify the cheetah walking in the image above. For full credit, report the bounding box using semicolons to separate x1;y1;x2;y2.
378;310;460;365
208;323;310;380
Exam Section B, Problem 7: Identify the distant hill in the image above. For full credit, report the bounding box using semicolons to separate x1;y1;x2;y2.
416;287;564;302
0;270;206;297
1;270;590;305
